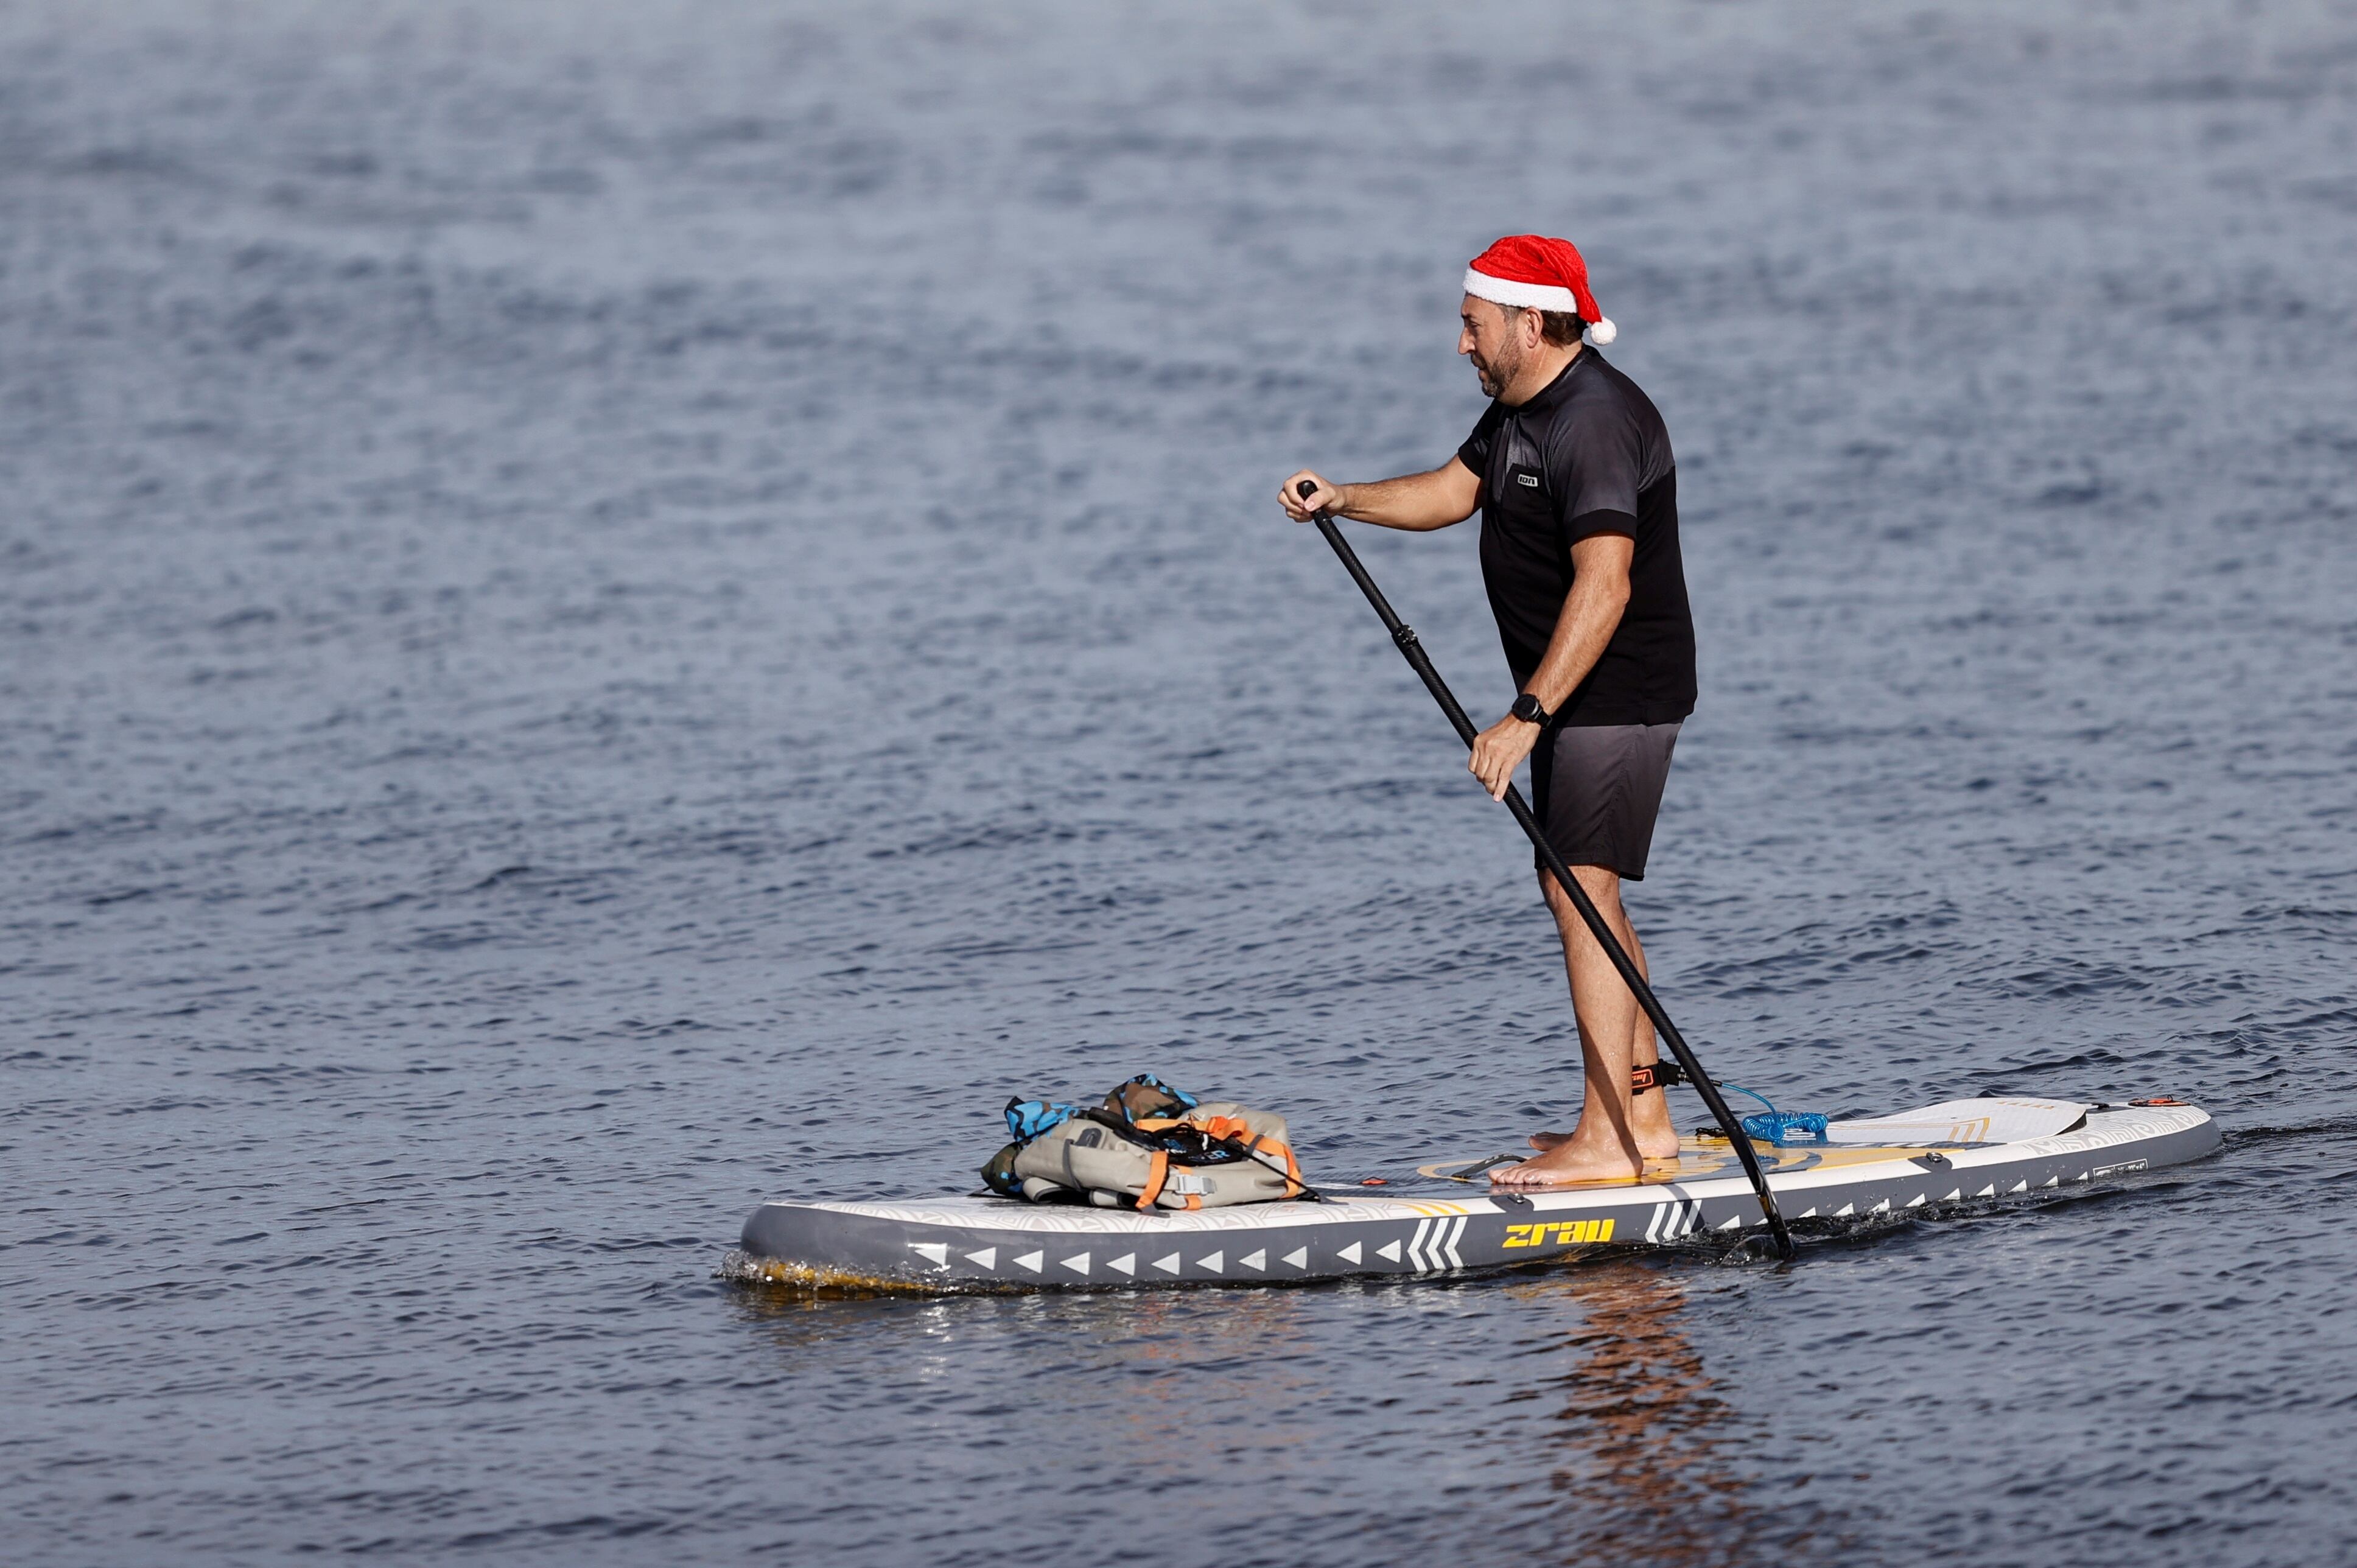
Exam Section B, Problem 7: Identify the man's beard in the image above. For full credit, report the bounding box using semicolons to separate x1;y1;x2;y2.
1473;335;1524;398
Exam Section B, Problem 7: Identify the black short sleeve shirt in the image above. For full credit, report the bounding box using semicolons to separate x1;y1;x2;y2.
1457;350;1697;726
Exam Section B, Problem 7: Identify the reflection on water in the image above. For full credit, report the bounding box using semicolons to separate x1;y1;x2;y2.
730;1261;1852;1561
1519;1262;1785;1563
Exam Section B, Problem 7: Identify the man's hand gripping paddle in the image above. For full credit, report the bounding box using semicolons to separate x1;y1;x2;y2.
1297;479;1796;1261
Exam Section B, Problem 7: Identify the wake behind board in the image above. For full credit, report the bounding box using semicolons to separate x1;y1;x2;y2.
731;1099;2217;1293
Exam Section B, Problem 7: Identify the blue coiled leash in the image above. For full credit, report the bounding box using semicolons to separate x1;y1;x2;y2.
1723;1083;1829;1146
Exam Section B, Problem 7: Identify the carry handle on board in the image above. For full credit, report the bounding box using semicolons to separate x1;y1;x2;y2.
1298;478;1796;1260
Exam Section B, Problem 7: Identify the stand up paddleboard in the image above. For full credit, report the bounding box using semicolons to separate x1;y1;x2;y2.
730;1097;2218;1293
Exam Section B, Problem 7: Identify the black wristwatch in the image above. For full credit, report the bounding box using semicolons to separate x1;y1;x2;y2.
1510;691;1551;726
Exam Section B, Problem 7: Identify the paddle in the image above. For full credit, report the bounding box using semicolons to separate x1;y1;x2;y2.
1298;480;1796;1260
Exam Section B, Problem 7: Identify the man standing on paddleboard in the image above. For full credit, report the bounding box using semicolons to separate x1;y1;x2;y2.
1280;234;1696;1186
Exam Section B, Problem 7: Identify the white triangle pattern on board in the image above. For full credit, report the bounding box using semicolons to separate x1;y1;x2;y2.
876;1158;2131;1285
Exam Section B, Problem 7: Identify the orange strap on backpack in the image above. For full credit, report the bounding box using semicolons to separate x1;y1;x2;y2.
1219;1125;1304;1198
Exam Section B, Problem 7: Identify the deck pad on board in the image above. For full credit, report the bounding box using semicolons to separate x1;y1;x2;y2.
1826;1097;2087;1146
1419;1136;1955;1186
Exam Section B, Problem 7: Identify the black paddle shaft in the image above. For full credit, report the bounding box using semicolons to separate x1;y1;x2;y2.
1299;483;1795;1259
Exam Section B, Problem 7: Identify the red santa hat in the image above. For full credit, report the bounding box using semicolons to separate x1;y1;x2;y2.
1462;234;1616;346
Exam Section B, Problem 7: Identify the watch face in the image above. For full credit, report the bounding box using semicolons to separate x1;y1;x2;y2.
1514;694;1544;722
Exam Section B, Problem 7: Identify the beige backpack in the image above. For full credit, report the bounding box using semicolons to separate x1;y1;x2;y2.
981;1076;1309;1211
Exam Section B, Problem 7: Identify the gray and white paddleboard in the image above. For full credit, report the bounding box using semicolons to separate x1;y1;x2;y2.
730;1098;2216;1292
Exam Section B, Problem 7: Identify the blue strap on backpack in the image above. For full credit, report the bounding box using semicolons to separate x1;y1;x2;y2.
1004;1099;1082;1143
1003;1075;1202;1147
1122;1073;1199;1111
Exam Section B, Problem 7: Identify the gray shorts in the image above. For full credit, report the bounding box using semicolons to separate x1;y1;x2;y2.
1528;721;1682;881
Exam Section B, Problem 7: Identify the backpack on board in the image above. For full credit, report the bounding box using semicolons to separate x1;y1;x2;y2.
981;1074;1312;1211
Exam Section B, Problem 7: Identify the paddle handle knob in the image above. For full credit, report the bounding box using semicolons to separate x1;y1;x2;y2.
1297;479;1317;500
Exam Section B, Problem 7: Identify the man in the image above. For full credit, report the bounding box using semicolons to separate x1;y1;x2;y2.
1279;234;1696;1186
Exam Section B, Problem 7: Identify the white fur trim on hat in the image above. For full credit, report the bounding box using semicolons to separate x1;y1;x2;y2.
1462;267;1580;313
1581;317;1616;346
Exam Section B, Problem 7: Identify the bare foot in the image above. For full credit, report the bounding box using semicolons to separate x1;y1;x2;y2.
1530;1125;1681;1161
1490;1137;1645;1187
1629;1073;1681;1160
1631;1112;1681;1163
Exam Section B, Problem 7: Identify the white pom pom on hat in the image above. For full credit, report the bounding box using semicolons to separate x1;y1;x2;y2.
1462;234;1616;345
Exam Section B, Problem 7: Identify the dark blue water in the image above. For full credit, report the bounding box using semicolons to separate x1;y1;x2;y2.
5;2;2354;1563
